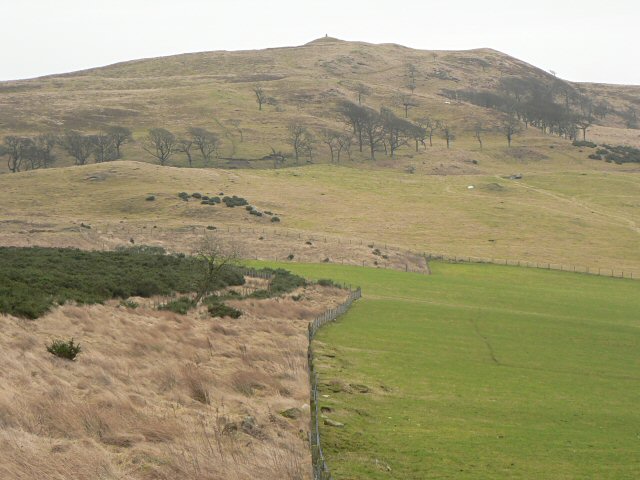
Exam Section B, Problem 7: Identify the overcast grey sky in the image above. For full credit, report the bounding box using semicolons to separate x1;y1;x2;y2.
1;0;638;84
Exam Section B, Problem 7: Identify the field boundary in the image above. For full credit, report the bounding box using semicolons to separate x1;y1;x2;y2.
307;287;362;480
427;253;636;280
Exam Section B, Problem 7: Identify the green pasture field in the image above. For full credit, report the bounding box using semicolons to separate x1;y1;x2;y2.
251;260;640;479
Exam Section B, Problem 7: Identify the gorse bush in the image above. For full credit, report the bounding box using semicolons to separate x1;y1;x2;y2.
208;301;242;319
222;195;249;207
119;299;139;309
159;296;197;314
0;247;245;319
47;338;81;360
572;140;597;148
248;269;307;299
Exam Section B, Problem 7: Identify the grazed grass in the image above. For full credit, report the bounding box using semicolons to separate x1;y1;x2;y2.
249;261;640;479
1;160;638;274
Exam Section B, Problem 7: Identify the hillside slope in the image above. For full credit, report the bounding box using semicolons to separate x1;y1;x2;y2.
1;38;639;169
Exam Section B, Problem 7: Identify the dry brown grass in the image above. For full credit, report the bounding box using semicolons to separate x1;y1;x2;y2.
0;284;348;479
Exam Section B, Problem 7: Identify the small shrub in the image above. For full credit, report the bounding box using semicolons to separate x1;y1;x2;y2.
145;195;156;201
80;223;91;229
159;297;196;315
47;338;81;360
264;211;273;216
572;140;597;148
119;299;139;309
287;254;294;260
270;216;280;223
206;225;216;230
245;205;254;211
317;278;339;288
596;148;609;155
178;192;190;201
208;301;242;318
222;195;249;208
191;193;202;199
305;241;313;245
588;154;602;160
372;248;381;256
201;195;209;201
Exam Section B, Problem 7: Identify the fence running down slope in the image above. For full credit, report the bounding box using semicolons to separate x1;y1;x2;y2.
307;288;362;480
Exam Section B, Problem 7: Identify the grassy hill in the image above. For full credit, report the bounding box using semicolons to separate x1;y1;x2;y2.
1;37;639;170
0;160;638;275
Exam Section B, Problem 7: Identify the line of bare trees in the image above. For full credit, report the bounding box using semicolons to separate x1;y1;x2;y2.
142;127;220;166
1;126;132;173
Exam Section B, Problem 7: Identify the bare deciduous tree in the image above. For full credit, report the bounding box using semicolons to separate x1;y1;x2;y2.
106;126;132;159
321;129;342;163
406;63;417;94
142;128;177;166
177;138;195;167
337;134;353;161
302;131;316;163
338;100;367;153
360;108;385;160
381;107;413;158
287;122;308;164
92;132;117;163
59;131;96;166
503;115;521;147
354;83;371;105
395;93;418;118
193;236;240;304
440;122;455;149
189;127;219;166
29;134;57;169
253;85;267;111
2;136;31;172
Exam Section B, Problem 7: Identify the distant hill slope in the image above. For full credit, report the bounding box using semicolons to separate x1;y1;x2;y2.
0;38;639;168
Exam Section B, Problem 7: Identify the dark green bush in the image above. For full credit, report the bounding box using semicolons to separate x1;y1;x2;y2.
159;296;196;314
247;268;307;299
572;140;597;148
0;247;245;319
317;278;340;288
178;192;190;201
47;338;81;360
245;205;254;211
271;216;280;222
146;195;156;201
222;195;249;208
208;301;242;318
119;299;139;309
588;154;602;160
192;193;202;199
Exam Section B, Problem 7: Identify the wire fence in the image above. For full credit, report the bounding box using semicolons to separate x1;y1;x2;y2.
307;288;362;480
427;253;636;280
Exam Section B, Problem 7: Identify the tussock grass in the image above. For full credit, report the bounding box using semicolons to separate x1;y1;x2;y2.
0;283;350;479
